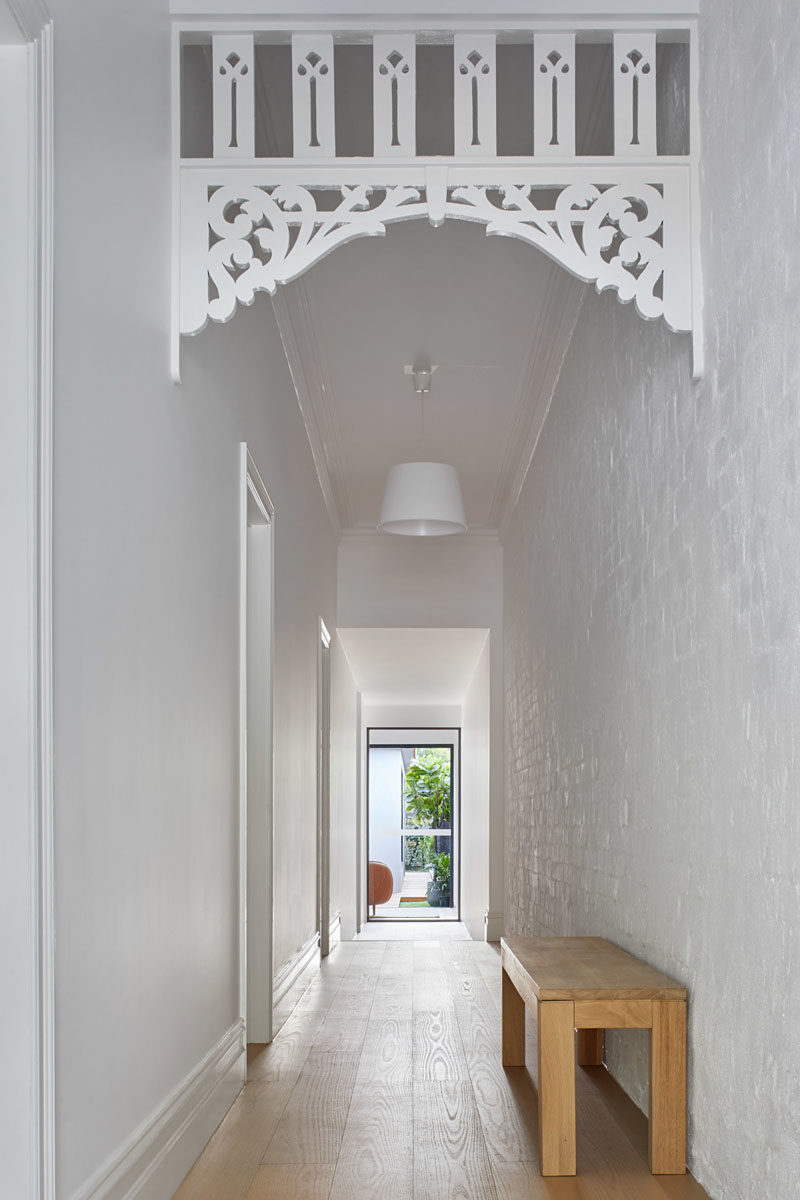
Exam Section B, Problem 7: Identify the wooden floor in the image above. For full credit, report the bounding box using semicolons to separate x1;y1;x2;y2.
173;939;711;1200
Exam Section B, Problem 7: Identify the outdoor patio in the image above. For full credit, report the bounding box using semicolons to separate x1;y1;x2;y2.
372;868;458;920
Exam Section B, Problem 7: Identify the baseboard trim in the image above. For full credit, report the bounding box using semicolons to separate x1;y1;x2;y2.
328;911;341;951
69;1020;245;1200
484;910;504;942
273;932;320;1035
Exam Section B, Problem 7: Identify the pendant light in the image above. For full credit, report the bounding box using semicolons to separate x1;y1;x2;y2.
377;366;468;536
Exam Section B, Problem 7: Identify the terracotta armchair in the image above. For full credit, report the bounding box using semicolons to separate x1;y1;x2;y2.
368;860;393;915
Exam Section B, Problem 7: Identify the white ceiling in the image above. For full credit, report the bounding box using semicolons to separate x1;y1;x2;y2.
338;627;488;705
275;221;585;535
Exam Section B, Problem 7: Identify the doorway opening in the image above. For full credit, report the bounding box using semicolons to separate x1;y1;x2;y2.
367;727;460;922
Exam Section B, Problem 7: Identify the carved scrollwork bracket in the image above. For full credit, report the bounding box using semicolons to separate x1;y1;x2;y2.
179;166;692;349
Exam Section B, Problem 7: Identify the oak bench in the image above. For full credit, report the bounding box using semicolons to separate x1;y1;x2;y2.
500;935;686;1177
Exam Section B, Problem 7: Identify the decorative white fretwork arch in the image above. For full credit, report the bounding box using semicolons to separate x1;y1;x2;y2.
173;16;702;380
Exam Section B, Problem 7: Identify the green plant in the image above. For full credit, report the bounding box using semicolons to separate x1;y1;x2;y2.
404;834;435;870
430;852;451;887
403;750;451;830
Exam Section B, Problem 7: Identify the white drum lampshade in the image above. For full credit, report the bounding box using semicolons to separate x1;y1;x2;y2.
378;461;468;536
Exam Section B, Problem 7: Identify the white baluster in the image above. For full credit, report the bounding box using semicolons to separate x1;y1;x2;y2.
212;34;255;159
614;32;657;156
454;34;496;157
292;34;335;158
533;34;575;157
373;34;416;157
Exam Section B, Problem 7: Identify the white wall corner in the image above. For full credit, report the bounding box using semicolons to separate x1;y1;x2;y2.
484;910;504;942
67;1021;245;1200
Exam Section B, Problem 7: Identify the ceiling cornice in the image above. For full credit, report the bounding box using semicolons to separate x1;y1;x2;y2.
486;265;584;531
6;0;49;40
271;286;344;537
498;281;586;539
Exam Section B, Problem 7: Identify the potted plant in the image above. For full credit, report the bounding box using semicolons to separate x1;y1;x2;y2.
427;852;451;907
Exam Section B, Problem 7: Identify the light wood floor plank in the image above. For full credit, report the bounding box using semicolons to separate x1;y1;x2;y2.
175;938;712;1200
311;1015;368;1052
261;1051;359;1164
413;1009;469;1081
329;1083;414;1200
413;1081;498;1200
356;1017;413;1084
468;1057;540;1163
244;1164;335;1199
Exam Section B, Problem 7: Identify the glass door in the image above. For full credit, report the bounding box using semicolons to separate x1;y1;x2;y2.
367;728;459;921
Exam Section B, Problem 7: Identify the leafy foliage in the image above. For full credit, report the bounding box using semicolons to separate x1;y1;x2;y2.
403;749;451;830
404;834;435;869
430;852;451;887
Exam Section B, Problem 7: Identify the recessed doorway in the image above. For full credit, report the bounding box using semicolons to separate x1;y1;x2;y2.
367;727;460;922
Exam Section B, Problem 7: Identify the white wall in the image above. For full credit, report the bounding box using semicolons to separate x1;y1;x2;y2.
502;1;800;1196
339;534;504;936
367;748;406;892
49;1;336;1195
461;633;492;941
329;635;359;939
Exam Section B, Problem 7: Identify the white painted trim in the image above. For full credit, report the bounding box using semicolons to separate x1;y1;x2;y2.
329;911;341;949
170;22;182;381
318;618;332;956
35;22;55;1197
484;910;504;941
239;445;276;1044
67;1022;245;1200
171;6;701;24
272;933;320;1006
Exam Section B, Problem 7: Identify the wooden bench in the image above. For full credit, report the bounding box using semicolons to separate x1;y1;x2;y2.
501;935;686;1178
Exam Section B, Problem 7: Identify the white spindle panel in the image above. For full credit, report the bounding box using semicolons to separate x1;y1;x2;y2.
292;34;335;158
373;35;416;157
212;34;255;158
454;34;496;157
614;32;657;156
533;34;576;157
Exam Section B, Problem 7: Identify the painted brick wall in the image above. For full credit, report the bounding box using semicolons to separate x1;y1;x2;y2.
503;2;800;1197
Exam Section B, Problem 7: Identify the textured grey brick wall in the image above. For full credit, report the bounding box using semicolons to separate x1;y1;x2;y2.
503;3;800;1197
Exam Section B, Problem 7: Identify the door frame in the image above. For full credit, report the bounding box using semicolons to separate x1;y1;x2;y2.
239;445;275;1042
317;618;332;956
365;727;461;923
0;7;55;1196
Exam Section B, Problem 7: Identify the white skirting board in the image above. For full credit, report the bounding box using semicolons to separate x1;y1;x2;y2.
68;1021;245;1200
272;932;321;1036
328;911;341;952
484;911;504;942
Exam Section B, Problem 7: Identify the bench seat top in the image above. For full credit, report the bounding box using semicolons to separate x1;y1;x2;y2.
501;936;686;1002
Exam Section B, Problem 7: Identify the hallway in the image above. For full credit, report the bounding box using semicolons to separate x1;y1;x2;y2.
174;940;710;1199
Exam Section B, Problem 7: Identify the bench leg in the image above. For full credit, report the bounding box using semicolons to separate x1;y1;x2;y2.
577;1028;604;1066
502;968;526;1066
537;999;576;1176
649;1000;686;1174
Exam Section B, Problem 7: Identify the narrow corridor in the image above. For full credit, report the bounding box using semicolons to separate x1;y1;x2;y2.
173;939;710;1199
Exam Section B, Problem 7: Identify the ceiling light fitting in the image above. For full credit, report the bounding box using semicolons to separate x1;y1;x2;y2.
378;364;468;537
